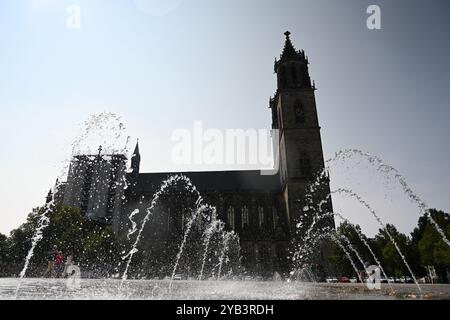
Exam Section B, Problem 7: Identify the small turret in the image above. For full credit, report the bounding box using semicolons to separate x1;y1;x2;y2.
46;189;53;204
130;139;141;176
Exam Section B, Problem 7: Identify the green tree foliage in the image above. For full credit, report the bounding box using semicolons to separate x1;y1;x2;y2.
415;210;450;280
375;224;410;279
0;233;8;266
2;205;126;277
327;221;371;277
3;205;449;282
325;210;450;282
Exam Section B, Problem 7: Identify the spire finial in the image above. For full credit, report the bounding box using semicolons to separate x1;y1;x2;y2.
279;31;298;61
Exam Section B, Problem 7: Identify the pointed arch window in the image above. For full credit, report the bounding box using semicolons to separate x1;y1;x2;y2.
227;206;235;230
258;206;265;228
294;101;305;124
299;153;312;178
241;206;249;229
272;206;279;230
279;66;287;87
291;63;298;85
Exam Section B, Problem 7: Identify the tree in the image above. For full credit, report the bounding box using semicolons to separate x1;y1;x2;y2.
0;233;9;276
337;221;372;265
0;233;7;260
4;205;126;277
326;221;372;278
416;211;450;282
373;224;410;279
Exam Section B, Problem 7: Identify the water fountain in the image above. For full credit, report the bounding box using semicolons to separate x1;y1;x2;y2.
119;174;241;292
288;149;450;295
327;149;450;248
13;112;131;298
5;123;450;300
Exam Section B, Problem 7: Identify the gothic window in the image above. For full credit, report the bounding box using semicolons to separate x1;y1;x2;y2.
276;244;285;262
299;154;312;178
272;206;279;230
291;64;298;85
295;101;305;124
279;66;287;87
227;206;235;230
258;206;265;228
241;206;249;229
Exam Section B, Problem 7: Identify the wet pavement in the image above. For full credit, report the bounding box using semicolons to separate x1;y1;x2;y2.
0;278;449;300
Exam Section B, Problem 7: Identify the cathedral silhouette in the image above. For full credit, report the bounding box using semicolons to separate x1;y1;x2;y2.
52;32;333;276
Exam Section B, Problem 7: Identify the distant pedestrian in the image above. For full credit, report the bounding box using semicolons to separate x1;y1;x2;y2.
54;251;64;277
43;245;58;278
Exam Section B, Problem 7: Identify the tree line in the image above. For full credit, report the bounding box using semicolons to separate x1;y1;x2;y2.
327;209;450;282
0;206;449;282
0;206;125;278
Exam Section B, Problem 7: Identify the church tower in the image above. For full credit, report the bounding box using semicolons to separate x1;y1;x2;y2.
270;32;332;232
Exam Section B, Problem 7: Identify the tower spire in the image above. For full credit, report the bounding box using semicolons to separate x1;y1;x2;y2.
130;139;141;176
133;139;140;157
274;31;311;90
280;31;300;61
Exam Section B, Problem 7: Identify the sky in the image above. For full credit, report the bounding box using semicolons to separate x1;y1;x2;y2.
0;0;449;237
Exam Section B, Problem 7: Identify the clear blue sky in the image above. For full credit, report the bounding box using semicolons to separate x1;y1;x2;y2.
1;0;449;236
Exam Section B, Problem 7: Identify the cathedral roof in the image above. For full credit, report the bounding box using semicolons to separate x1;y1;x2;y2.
130;170;281;194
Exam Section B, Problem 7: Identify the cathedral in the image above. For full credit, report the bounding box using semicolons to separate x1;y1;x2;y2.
54;32;333;276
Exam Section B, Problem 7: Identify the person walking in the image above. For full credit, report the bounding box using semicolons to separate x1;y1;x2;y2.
44;245;57;278
54;251;64;278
